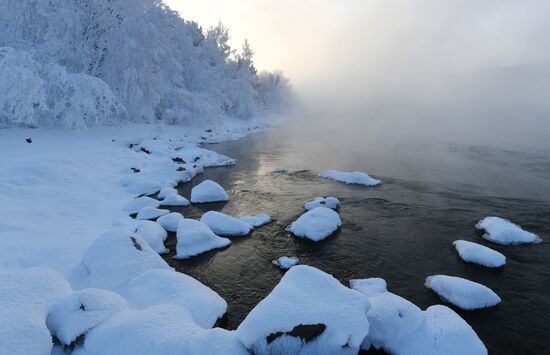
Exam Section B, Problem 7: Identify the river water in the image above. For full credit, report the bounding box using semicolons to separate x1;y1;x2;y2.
161;122;550;354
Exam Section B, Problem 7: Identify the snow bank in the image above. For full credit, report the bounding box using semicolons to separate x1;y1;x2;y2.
237;265;369;354
289;207;342;241
175;219;231;259
304;197;340;211
158;187;178;199
187;328;249;355
201;211;253;236
0;268;71;355
425;275;501;310
157;212;184;232
69;231;171;290
320;170;381;186
136;206;170;220
240;213;272;227
475;216;542;245
159;192;190;207
453;240;506;268
272;256;300;270
47;288;128;347
172;147;236;168
123;196;160;215
120;269;227;328
350;278;388;298
190;180;229;203
73;304;202;355
133;220;168;254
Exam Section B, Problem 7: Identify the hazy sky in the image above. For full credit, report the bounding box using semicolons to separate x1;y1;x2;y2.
166;1;550;148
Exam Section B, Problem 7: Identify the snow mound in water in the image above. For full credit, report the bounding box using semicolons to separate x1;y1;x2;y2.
187;328;249;355
157;186;178;199
289;207;342;241
190;180;229;203
350;278;387;298
136;206;169;220
123;196;160;214
73;304;202;355
236;265;369;354
475;216;541;245
272;256;300;269
68;231;171;290
453;240;506;268
159;192;190;206
157;212;184;232
305;196;340;211
120;269;227;328
274;166;287;173
172;147;235;168
201;211;253;236
240;213;272;227
133;220;168;254
47;288;128;347
385;305;487;355
320;170;381;186
0;268;71;355
174;219;231;259
425;275;501;310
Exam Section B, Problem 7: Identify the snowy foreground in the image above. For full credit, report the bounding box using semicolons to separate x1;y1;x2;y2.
0;122;494;354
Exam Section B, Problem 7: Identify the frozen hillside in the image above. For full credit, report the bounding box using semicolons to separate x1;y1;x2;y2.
0;0;291;129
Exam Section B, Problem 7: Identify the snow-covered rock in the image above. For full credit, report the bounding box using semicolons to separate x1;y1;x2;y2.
136;206;170;220
425;275;501;310
201;211;253;236
384;305;487;355
186;328;249;355
120;269;227;328
272;256;300;270
157;212;184;232
453;240;506;268
172;147;235;168
289;207;342;241
133;138;172;155
159;192;190;207
475;216;542;245
133;220;168;254
274;166;287;173
350;278;388;298
123;196;160;215
174;219;231;259
73;304;202;355
240;213;272;227
47;288;128;347
157;186;178;199
190;180;229;203
68;231;171;290
0;268;71;355
304;197;340;211
236;265;369;354
320;170;381;186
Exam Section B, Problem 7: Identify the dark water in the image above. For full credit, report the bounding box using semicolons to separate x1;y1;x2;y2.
161;125;550;355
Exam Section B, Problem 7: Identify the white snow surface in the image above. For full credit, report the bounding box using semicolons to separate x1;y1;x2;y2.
272;256;300;269
190;180;229;203
159;192;190;206
136;206;170;220
475;216;542;245
123;196;160;214
201;211;253;236
453;240;506;268
425;275;501;310
133;220;168;254
0;268;71;355
120;269;227;328
289;207;342;241
320;170;381;186
350;278;388;298
68;231;171;291
186;328;249;355
304;196;340;211
157;187;178;199
237;265;370;354
175;219;231;259
240;213;272;227
156;212;184;232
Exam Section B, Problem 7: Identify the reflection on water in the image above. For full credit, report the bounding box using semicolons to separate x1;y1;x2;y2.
162;126;550;354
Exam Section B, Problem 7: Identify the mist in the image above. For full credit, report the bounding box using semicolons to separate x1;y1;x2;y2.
170;0;550;149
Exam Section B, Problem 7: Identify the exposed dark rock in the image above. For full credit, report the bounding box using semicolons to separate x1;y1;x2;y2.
131;167;140;173
205;129;212;133
26;138;32;143
140;147;151;154
79;303;85;311
130;237;142;251
176;167;186;172
193;156;200;162
172;157;185;164
266;323;326;344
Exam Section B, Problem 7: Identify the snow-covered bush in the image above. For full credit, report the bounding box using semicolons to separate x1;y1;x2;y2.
0;0;291;129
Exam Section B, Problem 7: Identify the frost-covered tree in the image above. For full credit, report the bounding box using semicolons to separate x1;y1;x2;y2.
0;0;290;128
